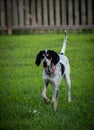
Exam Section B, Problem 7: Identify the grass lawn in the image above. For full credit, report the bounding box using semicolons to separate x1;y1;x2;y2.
0;32;94;130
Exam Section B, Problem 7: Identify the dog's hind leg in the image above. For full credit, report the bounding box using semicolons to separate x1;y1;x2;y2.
52;87;58;111
64;75;71;102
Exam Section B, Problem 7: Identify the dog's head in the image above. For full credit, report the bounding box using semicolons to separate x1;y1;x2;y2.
35;50;59;67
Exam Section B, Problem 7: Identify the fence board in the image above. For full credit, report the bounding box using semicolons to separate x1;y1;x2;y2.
68;0;73;25
55;0;60;25
24;0;29;26
74;0;79;25
18;0;24;26
0;0;5;27
87;0;92;25
62;0;67;25
37;0;42;25
43;0;48;25
7;0;12;34
49;0;54;25
13;0;18;26
31;0;36;26
12;25;94;31
81;0;86;25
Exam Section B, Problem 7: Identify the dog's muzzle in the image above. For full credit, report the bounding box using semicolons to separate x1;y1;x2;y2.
43;61;47;67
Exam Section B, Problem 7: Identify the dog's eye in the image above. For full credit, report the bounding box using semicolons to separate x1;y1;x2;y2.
42;54;45;59
46;55;51;59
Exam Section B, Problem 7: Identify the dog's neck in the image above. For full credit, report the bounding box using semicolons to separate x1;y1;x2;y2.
44;64;56;75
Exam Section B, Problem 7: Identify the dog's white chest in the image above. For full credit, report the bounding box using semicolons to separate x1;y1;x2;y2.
42;63;62;86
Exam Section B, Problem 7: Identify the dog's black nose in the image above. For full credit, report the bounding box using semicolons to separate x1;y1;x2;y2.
43;61;47;67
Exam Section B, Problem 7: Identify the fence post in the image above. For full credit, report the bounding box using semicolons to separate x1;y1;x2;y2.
7;0;12;34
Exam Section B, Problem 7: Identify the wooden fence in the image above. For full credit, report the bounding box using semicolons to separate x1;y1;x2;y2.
0;0;94;34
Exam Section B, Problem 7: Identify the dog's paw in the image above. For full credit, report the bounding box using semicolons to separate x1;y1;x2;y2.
51;98;55;104
43;97;50;105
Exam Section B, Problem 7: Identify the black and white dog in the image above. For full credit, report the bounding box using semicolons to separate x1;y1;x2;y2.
35;30;71;111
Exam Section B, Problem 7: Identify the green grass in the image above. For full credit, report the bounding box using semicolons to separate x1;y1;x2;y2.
0;32;94;130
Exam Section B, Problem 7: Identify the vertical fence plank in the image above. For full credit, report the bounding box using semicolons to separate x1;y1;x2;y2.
43;0;48;26
24;0;29;26
13;0;18;26
81;0;86;25
62;0;67;25
7;0;12;34
18;0;24;26
49;0;54;25
37;0;42;26
74;0;79;25
87;0;92;25
31;0;36;26
68;0;73;25
55;0;60;25
0;0;5;27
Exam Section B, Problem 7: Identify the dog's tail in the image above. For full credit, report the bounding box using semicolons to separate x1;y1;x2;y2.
60;30;67;54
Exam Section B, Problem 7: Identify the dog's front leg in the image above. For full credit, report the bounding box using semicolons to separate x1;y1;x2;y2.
52;86;58;111
42;81;50;104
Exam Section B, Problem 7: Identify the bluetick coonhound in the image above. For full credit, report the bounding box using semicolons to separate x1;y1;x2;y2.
35;30;71;111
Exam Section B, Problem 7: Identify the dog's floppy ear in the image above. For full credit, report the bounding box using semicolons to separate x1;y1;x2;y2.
35;51;43;66
50;50;60;65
